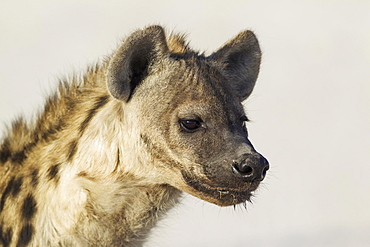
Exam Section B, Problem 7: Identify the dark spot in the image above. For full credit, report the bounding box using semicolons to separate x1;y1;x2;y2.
21;195;37;221
11;150;27;164
16;224;33;247
79;95;109;133
39;122;63;142
47;164;60;182
0;178;15;213
0;138;11;164
67;140;78;161
31;133;40;145
11;177;23;197
65;97;77;112
30;169;39;187
0;150;11;164
23;142;37;154
0;225;12;247
0;176;23;212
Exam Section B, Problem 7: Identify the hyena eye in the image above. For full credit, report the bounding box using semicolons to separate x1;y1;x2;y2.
179;119;202;132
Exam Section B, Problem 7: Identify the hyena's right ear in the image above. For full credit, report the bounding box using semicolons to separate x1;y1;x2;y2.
107;25;169;102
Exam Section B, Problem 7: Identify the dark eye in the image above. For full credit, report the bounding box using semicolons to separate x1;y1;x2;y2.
180;119;202;132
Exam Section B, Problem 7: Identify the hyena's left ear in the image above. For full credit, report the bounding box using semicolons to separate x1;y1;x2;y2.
107;25;169;102
208;30;261;101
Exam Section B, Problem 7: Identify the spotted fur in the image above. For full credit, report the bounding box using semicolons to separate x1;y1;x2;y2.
0;25;267;246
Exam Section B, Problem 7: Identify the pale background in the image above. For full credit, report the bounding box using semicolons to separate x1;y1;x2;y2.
0;0;369;246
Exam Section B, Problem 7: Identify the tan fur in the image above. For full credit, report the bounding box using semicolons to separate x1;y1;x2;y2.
0;25;267;246
167;33;191;54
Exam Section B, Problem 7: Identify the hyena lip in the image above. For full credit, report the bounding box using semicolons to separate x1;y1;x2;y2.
181;172;259;206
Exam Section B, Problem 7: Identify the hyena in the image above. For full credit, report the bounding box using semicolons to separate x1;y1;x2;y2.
0;25;269;246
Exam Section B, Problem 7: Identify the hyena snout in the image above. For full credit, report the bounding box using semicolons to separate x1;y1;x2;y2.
232;153;269;182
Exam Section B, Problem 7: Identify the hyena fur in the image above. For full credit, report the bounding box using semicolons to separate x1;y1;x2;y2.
0;25;269;246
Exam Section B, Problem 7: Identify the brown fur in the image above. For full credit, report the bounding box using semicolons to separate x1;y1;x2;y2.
0;25;268;246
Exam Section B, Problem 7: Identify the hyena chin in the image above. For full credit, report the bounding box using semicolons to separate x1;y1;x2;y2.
0;25;269;246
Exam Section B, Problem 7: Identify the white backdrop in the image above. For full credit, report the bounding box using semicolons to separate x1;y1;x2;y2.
1;0;369;246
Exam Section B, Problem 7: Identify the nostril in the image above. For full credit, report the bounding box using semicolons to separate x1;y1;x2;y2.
262;158;269;177
232;161;254;176
260;165;269;180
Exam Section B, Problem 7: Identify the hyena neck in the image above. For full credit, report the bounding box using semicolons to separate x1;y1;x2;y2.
50;75;181;244
63;97;182;244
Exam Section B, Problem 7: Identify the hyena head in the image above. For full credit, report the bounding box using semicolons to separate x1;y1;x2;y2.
107;26;268;206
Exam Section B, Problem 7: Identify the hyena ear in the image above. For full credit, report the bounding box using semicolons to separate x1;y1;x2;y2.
209;30;261;101
107;25;169;102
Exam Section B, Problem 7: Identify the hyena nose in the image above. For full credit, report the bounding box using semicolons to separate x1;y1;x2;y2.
232;153;269;182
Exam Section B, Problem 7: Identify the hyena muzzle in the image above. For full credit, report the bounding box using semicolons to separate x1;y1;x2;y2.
0;25;268;246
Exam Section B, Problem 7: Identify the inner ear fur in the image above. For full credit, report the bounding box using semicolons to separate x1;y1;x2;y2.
208;30;262;101
106;25;169;102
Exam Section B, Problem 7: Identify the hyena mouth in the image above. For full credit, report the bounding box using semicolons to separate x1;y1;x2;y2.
181;172;260;206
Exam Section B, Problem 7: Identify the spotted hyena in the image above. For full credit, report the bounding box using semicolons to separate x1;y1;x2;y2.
0;25;269;246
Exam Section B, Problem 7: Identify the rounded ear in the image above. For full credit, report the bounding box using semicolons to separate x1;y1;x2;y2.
106;25;169;102
208;30;261;101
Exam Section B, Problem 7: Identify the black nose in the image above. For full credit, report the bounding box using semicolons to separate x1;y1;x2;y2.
232;153;269;182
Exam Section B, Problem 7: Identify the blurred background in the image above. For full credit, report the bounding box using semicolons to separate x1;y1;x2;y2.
0;0;369;246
